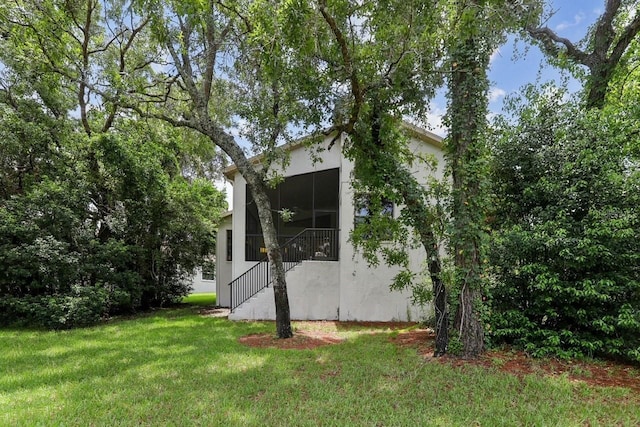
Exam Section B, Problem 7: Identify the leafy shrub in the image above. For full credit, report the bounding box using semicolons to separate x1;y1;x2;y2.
488;89;640;362
0;131;225;328
0;286;108;329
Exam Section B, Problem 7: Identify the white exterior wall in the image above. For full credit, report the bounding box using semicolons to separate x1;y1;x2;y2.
229;261;339;320
225;128;446;322
215;214;233;307
287;261;340;320
336;134;446;321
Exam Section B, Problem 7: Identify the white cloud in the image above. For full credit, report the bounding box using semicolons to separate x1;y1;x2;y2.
488;87;506;102
422;102;447;137
555;12;585;31
489;48;502;64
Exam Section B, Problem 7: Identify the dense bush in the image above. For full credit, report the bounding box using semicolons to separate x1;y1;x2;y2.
488;89;640;362
0;286;109;329
0;99;225;328
0;7;227;329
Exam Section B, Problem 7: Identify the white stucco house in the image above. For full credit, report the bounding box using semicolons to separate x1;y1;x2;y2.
216;123;445;322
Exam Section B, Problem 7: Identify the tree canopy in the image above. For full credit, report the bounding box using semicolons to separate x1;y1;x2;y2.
0;0;226;327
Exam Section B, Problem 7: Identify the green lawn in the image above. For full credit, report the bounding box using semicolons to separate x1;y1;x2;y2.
1;308;638;426
181;292;217;306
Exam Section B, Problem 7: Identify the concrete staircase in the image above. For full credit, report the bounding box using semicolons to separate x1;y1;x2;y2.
228;260;340;321
228;285;276;320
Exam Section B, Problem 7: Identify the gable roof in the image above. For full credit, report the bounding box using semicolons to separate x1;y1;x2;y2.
223;122;443;180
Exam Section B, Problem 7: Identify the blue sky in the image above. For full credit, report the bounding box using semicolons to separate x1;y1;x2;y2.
427;0;606;135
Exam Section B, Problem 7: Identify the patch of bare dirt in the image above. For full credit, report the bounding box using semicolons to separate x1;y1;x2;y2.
239;330;343;349
391;329;640;393
198;307;230;317
238;320;414;350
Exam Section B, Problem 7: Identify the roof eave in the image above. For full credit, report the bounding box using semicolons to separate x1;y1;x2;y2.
222;122;442;179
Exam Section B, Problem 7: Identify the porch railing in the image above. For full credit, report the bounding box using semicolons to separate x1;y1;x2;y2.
229;228;338;312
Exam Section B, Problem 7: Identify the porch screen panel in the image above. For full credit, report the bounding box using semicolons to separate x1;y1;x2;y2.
245;187;277;261
313;168;339;229
245;168;339;261
278;172;313;238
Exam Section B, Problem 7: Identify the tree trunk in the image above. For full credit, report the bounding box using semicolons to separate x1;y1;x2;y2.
586;62;615;110
199;119;293;339
397;184;448;356
428;247;448;357
250;179;293;339
446;0;489;357
453;284;484;357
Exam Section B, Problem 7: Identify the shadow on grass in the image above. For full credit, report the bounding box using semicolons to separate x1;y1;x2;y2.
1;309;638;426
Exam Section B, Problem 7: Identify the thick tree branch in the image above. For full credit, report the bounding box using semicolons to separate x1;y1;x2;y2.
201;7;232;109
76;0;97;135
318;0;364;138
527;25;590;64
610;8;640;65
102;17;150;133
592;0;621;60
527;0;640;109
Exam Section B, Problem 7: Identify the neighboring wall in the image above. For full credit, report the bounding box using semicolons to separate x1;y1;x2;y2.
189;268;216;294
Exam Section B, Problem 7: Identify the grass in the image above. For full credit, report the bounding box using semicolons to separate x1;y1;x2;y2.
181;293;217;306
1;307;638;426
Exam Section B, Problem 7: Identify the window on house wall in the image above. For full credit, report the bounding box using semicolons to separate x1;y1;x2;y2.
354;194;394;239
201;257;216;280
354;195;394;226
226;230;232;261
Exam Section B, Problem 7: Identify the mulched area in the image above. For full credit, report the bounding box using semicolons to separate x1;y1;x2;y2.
391;328;640;393
236;320;640;392
239;330;343;349
238;320;412;350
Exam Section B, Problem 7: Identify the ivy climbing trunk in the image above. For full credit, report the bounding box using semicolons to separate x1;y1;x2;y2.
446;0;491;357
392;166;448;357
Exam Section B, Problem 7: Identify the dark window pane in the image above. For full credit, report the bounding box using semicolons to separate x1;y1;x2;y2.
245;187;278;234
314;211;337;229
245;197;261;234
279;172;313;236
245;234;264;261
245;168;340;260
314;168;339;211
354;193;394;238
